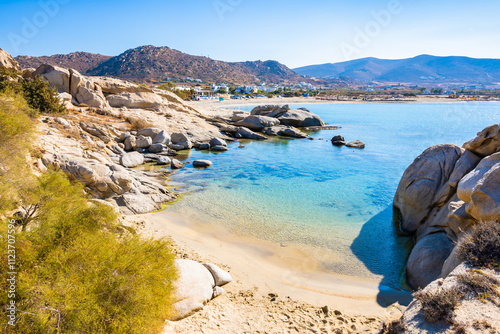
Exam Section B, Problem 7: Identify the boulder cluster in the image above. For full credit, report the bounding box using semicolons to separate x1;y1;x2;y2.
393;123;500;289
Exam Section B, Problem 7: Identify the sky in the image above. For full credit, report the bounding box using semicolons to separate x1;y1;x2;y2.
1;0;500;68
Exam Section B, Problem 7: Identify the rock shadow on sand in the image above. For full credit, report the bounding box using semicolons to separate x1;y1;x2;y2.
350;205;414;307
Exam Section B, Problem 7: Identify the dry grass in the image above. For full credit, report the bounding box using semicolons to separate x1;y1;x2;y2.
458;221;500;270
458;269;500;304
125;116;154;131
379;319;406;334
414;288;462;323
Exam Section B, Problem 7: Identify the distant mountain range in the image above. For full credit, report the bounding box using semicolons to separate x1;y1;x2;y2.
16;45;308;85
294;55;500;85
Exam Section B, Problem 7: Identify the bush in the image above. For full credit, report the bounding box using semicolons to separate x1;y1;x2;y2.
1;171;178;333
21;76;66;114
414;288;462;323
0;70;65;114
457;221;500;269
0;89;178;333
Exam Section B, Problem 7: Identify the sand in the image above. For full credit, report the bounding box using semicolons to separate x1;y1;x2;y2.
124;211;409;333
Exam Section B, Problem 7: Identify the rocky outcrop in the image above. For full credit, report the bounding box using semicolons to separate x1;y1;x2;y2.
92;76;153;94
277;108;325;127
170;260;232;321
396;264;500;333
394;124;500;289
234;115;280;131
107;91;167;110
0;48;19;71
33;64;110;110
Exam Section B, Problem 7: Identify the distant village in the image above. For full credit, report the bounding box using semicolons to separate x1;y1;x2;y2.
161;76;500;102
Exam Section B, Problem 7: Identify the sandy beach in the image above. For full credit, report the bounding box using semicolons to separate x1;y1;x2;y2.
124;212;408;333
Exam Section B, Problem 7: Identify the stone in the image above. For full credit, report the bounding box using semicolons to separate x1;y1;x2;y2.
346;140;365;149
406;232;455;289
138;127;162;139
124;136;136;151
212;286;224;298
211;145;228;152
331;135;346;146
202;263;233;286
251;105;289;118
0;48;19;71
54;117;71;128
458;152;500;222
153;130;170;145
58;93;74;110
277;108;325;127
235;127;267;140
171;133;193;150
107;92;167;109
394;144;465;234
209;137;227;148
69;69;110;109
220;124;239;134
34;64;71;93
148;143;164;153
263;125;308;138
193;160;213;168
135;135;152;149
157;156;171;165
119;194;162;214
120;132;132;142
234;115;280;131
231;111;248;122
170;259;216;321
198;143;210;150
42;154;133;198
171;159;185;169
463;123;500;157
120;152;144;168
92;76;153;94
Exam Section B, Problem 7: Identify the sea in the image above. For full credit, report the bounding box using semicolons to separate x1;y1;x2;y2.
157;102;499;290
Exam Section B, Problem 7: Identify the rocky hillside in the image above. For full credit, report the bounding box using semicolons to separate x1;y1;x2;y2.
87;45;305;84
15;45;308;85
15;52;111;74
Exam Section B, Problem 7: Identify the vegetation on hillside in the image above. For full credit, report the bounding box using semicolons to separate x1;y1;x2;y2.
0;88;178;333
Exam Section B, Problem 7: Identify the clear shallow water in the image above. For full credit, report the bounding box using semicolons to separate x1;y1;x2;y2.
161;102;500;289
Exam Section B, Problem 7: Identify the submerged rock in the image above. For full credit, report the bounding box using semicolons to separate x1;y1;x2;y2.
193;160;213;168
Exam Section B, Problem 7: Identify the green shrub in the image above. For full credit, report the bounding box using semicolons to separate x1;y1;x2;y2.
0;71;65;114
0;90;178;333
457;221;500;269
1;171;178;333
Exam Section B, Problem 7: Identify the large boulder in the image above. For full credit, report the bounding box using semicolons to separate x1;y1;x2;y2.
251;105;290;118
124;136;137;151
138;127;162;139
135;135;152;149
457;152;500;222
277;108;325;127
394;144;473;234
69;69;110;109
92;77;153;94
209;137;227;148
170;133;192;150
170;260;216;320
33;64;71;93
263;125;308;138
406;232;455;289
234;115;280;131
235;127;267;140
42;154;133;197
107;92;167;109
0;48;19;71
120;152;144;168
463;123;500;157
153;130;171;145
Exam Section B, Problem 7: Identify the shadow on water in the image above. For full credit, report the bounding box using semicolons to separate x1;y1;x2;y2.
350;205;414;307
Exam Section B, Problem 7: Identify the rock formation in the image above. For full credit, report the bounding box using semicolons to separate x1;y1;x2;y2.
393;123;500;289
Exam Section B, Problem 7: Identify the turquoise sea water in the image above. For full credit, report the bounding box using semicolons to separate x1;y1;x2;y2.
161;102;499;289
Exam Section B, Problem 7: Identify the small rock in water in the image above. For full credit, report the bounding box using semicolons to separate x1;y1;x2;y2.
157;156;171;165
346;140;365;149
238;145;245;149
198;143;210;150
193;160;213;168
211;145;228;152
171;159;185;169
331;135;346;146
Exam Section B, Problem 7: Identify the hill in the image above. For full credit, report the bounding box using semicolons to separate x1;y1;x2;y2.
294;55;500;85
87;45;305;85
15;52;111;74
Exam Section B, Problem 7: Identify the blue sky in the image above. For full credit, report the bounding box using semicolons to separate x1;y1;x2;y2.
1;0;499;68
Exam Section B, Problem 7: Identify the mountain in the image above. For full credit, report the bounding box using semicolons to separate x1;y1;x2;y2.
15;52;111;74
294;55;500;85
87;45;305;85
